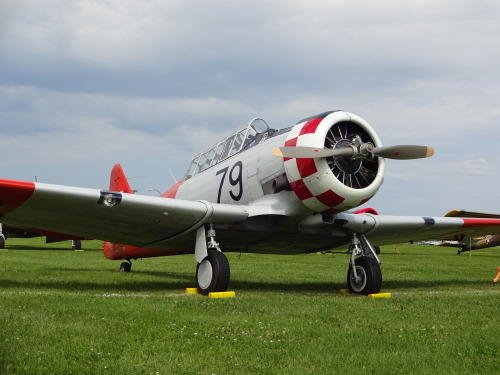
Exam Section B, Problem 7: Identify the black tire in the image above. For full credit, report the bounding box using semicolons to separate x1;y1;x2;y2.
119;261;131;272
196;249;230;295
0;235;5;249
72;240;82;250
347;256;382;295
373;246;381;255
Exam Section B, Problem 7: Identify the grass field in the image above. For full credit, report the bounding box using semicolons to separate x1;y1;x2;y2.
0;238;498;374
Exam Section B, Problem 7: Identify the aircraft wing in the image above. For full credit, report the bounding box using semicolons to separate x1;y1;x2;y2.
0;179;248;248
3;178;500;253
352;213;500;245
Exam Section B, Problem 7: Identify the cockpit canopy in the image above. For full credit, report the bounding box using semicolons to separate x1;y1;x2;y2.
184;118;270;180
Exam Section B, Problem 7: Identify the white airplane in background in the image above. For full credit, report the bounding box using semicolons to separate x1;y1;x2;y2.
2;110;500;295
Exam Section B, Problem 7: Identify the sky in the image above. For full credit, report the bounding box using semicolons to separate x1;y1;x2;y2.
1;0;499;217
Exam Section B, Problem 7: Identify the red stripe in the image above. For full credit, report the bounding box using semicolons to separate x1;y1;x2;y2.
0;179;35;216
461;218;500;227
299;118;322;135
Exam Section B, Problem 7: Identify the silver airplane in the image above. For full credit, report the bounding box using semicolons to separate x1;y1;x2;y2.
2;110;500;295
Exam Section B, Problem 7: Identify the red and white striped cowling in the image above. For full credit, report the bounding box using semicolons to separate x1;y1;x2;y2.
283;111;385;213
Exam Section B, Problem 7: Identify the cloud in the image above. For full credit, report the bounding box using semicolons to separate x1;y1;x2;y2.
0;0;499;216
4;0;498;99
0;85;259;134
0;112;207;191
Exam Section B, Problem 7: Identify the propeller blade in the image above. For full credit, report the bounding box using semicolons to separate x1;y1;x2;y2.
373;145;434;159
272;145;435;160
272;146;354;159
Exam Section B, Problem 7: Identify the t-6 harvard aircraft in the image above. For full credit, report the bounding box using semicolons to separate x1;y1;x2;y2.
2;110;500;295
436;210;500;254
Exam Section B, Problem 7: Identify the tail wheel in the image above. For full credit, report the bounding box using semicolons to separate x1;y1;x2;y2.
119;261;132;272
196;249;230;295
347;256;382;295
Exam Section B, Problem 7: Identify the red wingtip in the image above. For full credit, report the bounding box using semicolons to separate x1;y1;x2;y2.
0;179;36;216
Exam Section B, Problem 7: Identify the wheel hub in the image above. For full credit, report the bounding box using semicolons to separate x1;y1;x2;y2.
197;260;213;290
350;265;367;292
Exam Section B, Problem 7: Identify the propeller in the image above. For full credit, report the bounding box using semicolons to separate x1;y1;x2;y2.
272;142;434;160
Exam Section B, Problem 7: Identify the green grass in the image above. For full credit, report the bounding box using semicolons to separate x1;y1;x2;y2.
0;239;498;374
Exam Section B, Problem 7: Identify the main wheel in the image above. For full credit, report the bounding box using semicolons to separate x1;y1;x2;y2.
347;256;382;295
196;249;230;295
0;235;5;249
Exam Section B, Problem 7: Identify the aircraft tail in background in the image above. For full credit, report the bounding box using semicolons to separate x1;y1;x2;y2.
109;164;133;193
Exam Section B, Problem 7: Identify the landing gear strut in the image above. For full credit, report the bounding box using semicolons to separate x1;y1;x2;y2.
195;224;230;295
347;233;382;295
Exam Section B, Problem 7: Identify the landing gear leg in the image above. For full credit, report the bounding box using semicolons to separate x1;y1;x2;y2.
119;260;132;272
346;233;382;295
195;224;230;295
457;245;467;255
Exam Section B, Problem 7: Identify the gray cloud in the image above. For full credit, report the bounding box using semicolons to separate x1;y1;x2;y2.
1;0;499;215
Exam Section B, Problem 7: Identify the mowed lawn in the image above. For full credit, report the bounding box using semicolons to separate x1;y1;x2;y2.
0;238;498;374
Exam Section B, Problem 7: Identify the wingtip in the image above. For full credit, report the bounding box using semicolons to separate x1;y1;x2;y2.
0;179;36;216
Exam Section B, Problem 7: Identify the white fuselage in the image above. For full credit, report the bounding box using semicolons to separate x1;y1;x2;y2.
176;131;290;205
